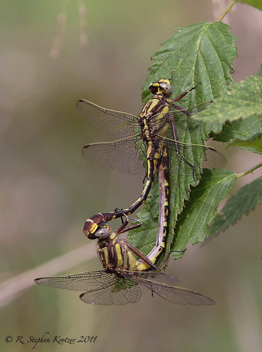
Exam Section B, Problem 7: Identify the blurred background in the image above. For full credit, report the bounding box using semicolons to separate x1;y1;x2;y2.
0;0;261;351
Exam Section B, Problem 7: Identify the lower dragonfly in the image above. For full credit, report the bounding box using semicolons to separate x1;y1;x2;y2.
35;214;215;305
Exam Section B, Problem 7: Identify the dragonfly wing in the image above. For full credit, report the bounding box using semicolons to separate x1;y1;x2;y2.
82;136;145;173
134;274;215;305
166;100;226;173
34;271;117;291
153;134;225;180
202;147;227;169
80;277;142;305
77;99;139;139
162;139;226;170
35;270;142;305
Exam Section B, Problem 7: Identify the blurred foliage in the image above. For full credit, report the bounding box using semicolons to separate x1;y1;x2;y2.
207;176;262;240
1;1;262;352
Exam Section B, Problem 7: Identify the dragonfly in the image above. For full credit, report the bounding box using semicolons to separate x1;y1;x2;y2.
79;77;222;238
35;215;215;305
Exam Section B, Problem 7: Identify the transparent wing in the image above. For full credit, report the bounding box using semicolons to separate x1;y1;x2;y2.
83;137;225;178
202;148;227;169
140;136;225;182
129;272;216;305
166;100;226;171
35;270;142;305
160;139;226;170
80;277;141;305
77;99;139;139
79;98;225;177
77;99;210;140
82;136;145;173
34;271;116;291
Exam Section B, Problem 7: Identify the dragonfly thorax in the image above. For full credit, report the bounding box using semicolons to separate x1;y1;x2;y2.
139;96;171;143
97;235;138;271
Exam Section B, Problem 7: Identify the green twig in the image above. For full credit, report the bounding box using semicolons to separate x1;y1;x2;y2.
217;0;237;22
237;163;262;178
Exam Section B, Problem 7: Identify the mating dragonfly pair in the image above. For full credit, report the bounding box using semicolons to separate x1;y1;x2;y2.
35;75;222;305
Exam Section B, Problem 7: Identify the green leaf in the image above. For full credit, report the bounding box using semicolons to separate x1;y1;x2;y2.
237;0;262;10
212;115;262;143
205;177;262;243
142;22;237;103
195;75;262;123
170;169;237;249
129;22;237;262
228;132;262;154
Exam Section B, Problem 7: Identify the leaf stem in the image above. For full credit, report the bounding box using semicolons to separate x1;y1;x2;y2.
217;0;237;22
237;163;262;178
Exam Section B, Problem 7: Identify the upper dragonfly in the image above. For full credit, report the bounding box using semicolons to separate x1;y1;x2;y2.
78;77;225;236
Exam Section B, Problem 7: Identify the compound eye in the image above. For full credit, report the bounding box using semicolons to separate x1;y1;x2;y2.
159;82;173;96
149;83;158;94
94;227;111;238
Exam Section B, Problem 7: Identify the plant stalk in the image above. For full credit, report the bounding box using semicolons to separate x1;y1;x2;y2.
237;163;262;178
217;0;237;22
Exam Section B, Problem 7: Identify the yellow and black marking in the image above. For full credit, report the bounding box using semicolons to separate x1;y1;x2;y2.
35;215;215;305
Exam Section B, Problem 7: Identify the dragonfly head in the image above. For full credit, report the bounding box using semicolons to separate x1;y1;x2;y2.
149;79;173;98
83;213;113;239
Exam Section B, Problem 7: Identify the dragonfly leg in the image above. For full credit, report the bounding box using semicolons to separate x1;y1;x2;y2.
169;82;202;116
125;241;158;270
115;216;142;235
176;151;196;179
171;82;202;102
170;103;192;116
